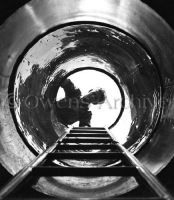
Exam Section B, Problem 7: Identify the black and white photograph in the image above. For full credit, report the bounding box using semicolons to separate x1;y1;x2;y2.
0;0;174;199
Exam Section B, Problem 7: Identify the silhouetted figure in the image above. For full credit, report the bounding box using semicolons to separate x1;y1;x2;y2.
55;79;106;127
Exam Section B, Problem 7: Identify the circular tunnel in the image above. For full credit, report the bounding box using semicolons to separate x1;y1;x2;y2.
1;0;174;199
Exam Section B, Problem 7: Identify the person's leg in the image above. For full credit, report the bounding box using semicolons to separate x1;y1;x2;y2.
79;110;92;127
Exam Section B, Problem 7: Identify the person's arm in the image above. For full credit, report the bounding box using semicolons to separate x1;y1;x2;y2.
81;88;106;105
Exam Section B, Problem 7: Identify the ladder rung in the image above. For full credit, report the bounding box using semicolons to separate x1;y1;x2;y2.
73;127;105;130
32;166;138;176
103;198;164;200
62;138;113;143
0;125;172;200
70;130;107;133
66;134;110;138
47;152;124;160
55;144;120;150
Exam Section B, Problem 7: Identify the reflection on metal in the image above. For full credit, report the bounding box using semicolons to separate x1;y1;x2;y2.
0;0;174;199
0;127;173;200
24;5;46;33
13;24;160;155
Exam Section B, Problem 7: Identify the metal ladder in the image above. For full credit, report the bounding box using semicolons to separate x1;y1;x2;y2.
0;127;173;200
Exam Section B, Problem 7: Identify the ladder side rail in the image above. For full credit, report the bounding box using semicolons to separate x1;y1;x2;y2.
106;128;173;200
0;130;69;200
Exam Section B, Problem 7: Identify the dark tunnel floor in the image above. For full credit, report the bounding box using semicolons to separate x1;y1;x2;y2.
1;157;174;199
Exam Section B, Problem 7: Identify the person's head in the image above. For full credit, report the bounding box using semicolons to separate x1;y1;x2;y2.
83;88;106;105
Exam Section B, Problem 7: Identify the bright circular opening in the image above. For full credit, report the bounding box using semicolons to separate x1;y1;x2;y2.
56;69;123;128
